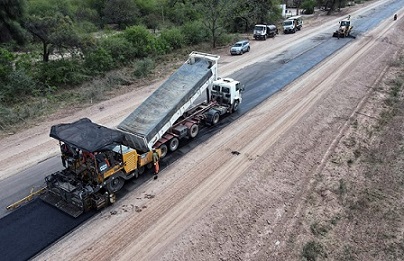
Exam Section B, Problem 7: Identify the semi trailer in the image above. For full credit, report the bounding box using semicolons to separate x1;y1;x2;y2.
40;52;243;217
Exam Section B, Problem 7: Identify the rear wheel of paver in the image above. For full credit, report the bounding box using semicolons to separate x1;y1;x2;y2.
107;177;124;193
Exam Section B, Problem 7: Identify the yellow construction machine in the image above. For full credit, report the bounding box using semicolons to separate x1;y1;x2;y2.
333;16;353;38
40;118;160;217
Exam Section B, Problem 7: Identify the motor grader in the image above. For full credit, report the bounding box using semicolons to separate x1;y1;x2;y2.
333;16;353;38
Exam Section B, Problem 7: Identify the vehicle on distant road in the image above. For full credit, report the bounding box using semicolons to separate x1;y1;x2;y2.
230;40;250;55
283;16;303;34
253;24;278;40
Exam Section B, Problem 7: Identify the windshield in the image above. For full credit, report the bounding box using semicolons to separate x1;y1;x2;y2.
283;21;292;26
340;21;349;26
254;26;265;31
233;43;242;47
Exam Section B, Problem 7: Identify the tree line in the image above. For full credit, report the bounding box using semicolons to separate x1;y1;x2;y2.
0;0;353;130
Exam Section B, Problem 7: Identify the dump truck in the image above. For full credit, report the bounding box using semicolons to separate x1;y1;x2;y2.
253;24;278;40
117;51;243;158
333;16;353;38
40;52;243;217
41;118;161;217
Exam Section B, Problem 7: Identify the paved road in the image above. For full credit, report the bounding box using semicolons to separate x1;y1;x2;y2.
0;1;402;260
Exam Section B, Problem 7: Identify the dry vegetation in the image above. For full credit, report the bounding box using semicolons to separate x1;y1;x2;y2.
296;53;404;261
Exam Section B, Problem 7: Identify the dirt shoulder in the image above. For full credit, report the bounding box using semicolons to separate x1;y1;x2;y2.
33;1;404;260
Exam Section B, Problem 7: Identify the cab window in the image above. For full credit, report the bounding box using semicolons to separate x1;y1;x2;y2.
212;85;220;91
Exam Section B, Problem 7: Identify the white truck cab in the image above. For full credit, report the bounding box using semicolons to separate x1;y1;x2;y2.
211;78;243;112
283;16;303;34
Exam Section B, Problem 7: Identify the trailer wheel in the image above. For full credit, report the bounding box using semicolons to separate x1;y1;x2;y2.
159;144;168;158
211;112;220;125
169;137;179;151
107;177;124;193
189;124;199;138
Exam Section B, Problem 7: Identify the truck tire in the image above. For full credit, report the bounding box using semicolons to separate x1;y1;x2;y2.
211;112;220;125
159;144;168;158
169;137;179;151
232;100;240;113
107;177;124;193
189;124;199;138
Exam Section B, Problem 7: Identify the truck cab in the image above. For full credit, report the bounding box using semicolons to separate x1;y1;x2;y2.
211;78;243;113
283;16;303;34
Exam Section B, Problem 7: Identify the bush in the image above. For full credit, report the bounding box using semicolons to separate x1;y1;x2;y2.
302;0;316;14
33;59;88;87
181;21;209;45
84;47;114;74
100;35;137;65
123;25;158;58
215;33;233;47
302;241;327;261
0;69;37;104
0;48;14;81
133;58;155;78
159;28;185;51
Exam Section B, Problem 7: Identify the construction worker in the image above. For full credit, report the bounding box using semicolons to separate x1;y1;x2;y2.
152;149;160;178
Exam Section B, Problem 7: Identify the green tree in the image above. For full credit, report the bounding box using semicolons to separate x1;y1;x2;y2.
302;0;315;14
0;0;27;44
25;14;81;62
103;0;139;29
197;0;236;48
27;0;74;17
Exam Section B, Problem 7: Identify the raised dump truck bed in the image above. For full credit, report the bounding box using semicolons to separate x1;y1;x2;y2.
118;52;218;152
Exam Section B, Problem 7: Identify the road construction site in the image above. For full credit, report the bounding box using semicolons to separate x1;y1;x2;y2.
0;0;403;260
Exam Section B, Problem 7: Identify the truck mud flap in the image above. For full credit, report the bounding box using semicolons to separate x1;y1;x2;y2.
40;192;83;218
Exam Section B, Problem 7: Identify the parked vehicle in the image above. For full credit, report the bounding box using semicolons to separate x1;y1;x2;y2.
230;40;250;55
41;52;244;217
283;15;303;34
253;24;278;40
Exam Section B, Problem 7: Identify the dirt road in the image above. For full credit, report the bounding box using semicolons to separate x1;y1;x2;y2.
7;0;401;260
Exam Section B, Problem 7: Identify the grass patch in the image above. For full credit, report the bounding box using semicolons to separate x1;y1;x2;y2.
302;240;327;261
310;222;331;237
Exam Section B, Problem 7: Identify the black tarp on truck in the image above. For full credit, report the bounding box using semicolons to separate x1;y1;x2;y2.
117;57;214;152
